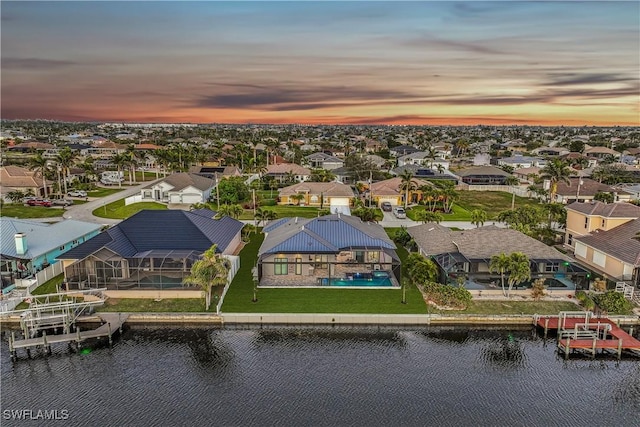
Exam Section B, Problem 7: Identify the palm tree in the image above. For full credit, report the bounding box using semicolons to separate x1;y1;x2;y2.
540;159;574;203
470;209;487;228
217;204;243;219
255;207;277;226
55;146;76;195
504;175;520;210
111;153;128;188
399;170;417;209
125;144;138;185
28;152;50;198
290;193;305;206
183;244;230;311
416;210;443;224
438;182;458;213
489;253;511;297
506;252;531;298
7;190;25;204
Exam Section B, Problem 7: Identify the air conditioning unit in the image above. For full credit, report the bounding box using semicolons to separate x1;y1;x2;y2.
373;264;381;271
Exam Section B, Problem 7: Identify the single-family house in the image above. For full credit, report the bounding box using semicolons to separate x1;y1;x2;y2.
584;146;621;160
390;145;420;157
305;153;344;170
408;224;588;292
455;166;512;185
141;173;215;205
564;201;640;249
573;218;640;287
264;164;311;183
257;214;400;287
553;177;634;204
368;176;432;207
0;218;101;291
0;166;53;199
58;209;244;290
497;155;546;169
278;182;354;212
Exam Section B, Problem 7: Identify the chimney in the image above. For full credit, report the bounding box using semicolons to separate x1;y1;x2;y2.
15;233;27;255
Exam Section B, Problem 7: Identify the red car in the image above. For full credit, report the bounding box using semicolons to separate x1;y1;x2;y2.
27;199;52;207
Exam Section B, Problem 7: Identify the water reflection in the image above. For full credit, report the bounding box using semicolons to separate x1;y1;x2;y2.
252;327;408;348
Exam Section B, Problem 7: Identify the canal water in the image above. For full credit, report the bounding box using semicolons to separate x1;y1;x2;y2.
2;326;639;426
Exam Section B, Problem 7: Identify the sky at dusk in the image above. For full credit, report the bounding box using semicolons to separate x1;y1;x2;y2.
1;1;639;125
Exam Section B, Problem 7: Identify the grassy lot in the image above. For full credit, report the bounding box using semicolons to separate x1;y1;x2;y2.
456;191;541;219
1;204;66;219
238;205;327;220
87;188;124;198
222;229;429;314
92;199;167;219
15;274;67;310
407;204;472;221
430;300;581;315
97;298;206;312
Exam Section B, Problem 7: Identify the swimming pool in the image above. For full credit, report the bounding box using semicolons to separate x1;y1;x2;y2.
329;277;394;287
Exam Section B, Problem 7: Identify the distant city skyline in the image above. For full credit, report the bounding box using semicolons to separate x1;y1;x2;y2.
1;1;639;126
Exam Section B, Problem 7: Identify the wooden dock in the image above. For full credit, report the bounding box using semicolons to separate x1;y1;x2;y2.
8;313;129;359
535;312;640;359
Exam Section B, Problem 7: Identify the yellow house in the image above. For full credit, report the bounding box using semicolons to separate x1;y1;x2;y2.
278;182;354;208
369;177;431;207
564;201;640;248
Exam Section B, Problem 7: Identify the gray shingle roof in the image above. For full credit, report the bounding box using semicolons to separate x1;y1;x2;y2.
59;209;243;260
259;214;396;258
566;201;640;218
143;173;215;192
576;218;640;266
408;224;571;261
455;166;511;177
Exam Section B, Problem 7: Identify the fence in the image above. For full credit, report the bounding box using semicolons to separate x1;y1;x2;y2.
459;184;529;197
125;194;144;206
28;262;65;294
216;255;240;314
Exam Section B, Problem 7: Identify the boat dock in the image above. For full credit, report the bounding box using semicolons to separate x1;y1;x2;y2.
535;311;640;359
8;313;129;359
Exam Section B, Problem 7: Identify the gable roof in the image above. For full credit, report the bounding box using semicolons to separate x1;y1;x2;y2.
59;209;243;260
576;218;640;266
305;152;344;163
408;224;571;261
265;164;311;175
369;176;432;196
259;214;396;257
0;218;101;260
279;182;354;197
144;173;215;192
566;201;640;218
555;177;621;197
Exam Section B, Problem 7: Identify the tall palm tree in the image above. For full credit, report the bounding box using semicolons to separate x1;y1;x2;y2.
125;144;138;185
417;210;443;224
506;252;531;298
111;153;128;188
55;146;76;195
489;253;511;297
28;152;50;198
504;175;520;210
183;244;230;311
399;170;417;209
470;209;487;228
540;159;574;203
255;207;277;226
217;204;243;219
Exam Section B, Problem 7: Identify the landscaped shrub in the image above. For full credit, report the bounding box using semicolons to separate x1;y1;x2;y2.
530;278;546;300
575;290;595;311
421;281;472;310
593;291;634;315
393;227;412;247
591;278;607;292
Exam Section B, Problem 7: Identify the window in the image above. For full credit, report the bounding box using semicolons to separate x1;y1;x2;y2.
584;218;588;229
592;251;606;268
274;258;288;275
567;234;573;245
601;219;605;228
355;251;365;263
367;251;380;262
295;257;302;275
545;262;559;272
314;255;328;269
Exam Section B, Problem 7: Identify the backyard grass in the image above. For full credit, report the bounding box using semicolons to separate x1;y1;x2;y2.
430;300;582;315
0;204;66;219
92;199;167;219
87;188;124;198
238;205;327;220
456;191;541;218
15;274;66;310
407;204;472;221
97;298;206;312
222;229;429;314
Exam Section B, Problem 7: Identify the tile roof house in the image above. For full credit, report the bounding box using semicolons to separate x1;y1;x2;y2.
264;163;311;183
58;209;243;290
257;214;400;287
574;218;640;287
553;177;634;204
278;182;354;213
408;224;587;292
369;176;432;207
305;152;344;170
0;218;101;290
0;166;53;198
140;173;216;205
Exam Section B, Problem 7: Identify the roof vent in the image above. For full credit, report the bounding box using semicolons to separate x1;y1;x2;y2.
301;225;305;230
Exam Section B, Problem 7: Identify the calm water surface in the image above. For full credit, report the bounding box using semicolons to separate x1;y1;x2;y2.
1;326;639;426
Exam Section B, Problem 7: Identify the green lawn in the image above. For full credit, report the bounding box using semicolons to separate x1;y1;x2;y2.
97;298;206;312
430;300;582;315
222;229;429;314
456;191;541;219
1;204;66;219
407;204;472;221
16;274;67;310
87;188;124;198
238;205;327;220
92;199;167;219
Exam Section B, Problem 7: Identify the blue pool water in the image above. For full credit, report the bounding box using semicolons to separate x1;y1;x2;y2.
329;277;393;287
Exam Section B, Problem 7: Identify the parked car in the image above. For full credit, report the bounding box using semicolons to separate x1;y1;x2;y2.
381;202;392;212
68;190;87;198
393;207;406;219
22;196;37;204
52;198;73;206
27;199;52;207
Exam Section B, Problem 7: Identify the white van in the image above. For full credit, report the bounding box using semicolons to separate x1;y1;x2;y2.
393;207;406;219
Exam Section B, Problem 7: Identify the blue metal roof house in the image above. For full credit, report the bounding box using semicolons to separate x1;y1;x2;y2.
0;218;101;293
258;214;400;287
57;209;243;290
